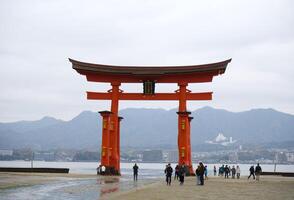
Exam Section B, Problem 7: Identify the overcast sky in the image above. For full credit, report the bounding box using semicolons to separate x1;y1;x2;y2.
0;0;294;122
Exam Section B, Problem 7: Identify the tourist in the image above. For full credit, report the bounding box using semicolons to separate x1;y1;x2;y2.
224;165;229;179
96;165;101;175
133;163;139;181
219;165;225;176
231;165;236;179
228;166;231;177
174;164;179;180
204;165;208;180
236;165;241;179
248;165;255;180
179;164;186;185
195;165;201;185
213;165;217;176
255;163;262;181
164;163;173;185
199;162;205;185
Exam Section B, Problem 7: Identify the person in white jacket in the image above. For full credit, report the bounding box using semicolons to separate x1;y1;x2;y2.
236;165;241;179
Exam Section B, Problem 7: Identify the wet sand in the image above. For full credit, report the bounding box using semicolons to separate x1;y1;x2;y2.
0;172;154;196
0;172;157;199
103;176;294;200
1;173;294;200
0;172;98;190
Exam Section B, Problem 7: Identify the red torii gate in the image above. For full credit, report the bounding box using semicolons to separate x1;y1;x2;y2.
70;58;231;175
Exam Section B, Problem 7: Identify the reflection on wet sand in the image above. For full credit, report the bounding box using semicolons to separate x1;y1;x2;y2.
100;186;119;197
98;177;120;197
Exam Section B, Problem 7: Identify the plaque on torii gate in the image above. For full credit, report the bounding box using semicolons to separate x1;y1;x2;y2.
70;58;231;175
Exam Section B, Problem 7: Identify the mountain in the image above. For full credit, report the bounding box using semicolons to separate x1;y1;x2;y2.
0;111;101;149
0;107;293;150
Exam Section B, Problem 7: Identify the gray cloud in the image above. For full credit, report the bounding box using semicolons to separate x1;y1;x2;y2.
0;0;294;122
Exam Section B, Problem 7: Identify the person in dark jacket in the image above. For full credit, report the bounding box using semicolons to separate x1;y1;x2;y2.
198;162;205;185
255;163;262;181
248;165;255;180
164;163;173;185
231;165;236;179
174;164;180;180
133;163;139;181
219;165;225;176
224;165;229;179
195;165;201;185
178;164;186;185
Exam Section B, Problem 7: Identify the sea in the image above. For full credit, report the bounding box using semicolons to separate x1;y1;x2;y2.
0;161;293;200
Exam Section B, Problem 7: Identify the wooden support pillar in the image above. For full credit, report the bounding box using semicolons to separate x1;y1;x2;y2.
99;111;112;174
117;116;123;175
188;116;194;174
177;82;194;175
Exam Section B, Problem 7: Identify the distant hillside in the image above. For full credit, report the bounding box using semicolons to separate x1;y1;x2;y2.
0;107;293;150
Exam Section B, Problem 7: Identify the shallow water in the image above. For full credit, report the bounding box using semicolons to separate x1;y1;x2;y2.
0;176;155;200
1;161;293;175
0;161;293;200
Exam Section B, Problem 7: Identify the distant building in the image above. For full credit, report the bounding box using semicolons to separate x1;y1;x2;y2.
34;152;55;161
286;152;294;162
166;150;178;163
0;150;13;156
142;150;163;162
228;152;238;162
274;152;287;163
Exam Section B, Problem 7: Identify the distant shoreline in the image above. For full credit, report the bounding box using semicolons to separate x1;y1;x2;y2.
1;160;294;165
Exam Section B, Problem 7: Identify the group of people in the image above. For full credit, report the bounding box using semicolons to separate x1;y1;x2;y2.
195;162;206;185
165;163;186;185
216;165;241;179
248;163;262;181
165;162;207;186
132;163;263;185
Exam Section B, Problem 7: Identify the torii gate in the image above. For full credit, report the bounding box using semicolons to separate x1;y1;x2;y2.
70;58;231;175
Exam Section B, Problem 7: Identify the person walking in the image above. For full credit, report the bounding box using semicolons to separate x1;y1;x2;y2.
133;163;139;181
231;165;236;179
236;165;241;179
164;163;173;185
213;165;217;176
255;163;262;181
178;164;186;185
220;165;225;176
204;165;208;180
174;164;179;180
224;165;229;179
248;165;255;180
195;165;201;185
199;162;205;185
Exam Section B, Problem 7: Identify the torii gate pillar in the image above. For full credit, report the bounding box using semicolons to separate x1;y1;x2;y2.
99;111;111;174
177;82;194;175
98;83;121;175
109;83;120;175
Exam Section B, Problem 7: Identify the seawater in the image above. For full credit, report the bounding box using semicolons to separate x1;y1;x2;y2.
1;161;293;175
0;161;293;200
